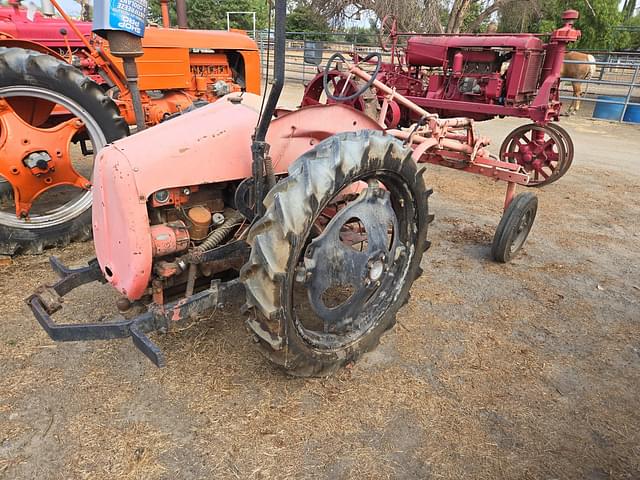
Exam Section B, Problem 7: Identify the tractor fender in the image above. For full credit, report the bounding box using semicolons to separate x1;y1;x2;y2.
0;38;66;61
93;93;382;300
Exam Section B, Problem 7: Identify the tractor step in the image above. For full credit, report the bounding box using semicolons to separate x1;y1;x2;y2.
26;257;245;367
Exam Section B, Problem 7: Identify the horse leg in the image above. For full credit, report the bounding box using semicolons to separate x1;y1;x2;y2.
571;82;582;115
573;83;585;114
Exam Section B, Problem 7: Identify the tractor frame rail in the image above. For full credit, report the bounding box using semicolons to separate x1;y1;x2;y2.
26;256;245;367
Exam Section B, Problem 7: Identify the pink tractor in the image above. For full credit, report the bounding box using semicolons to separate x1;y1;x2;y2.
302;11;581;186
28;2;566;374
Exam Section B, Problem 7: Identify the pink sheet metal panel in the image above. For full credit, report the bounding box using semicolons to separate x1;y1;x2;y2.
92;96;382;300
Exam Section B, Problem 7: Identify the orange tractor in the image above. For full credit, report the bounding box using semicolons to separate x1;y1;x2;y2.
0;0;260;254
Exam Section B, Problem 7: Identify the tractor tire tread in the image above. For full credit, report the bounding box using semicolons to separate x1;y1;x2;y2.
241;130;431;377
0;47;128;255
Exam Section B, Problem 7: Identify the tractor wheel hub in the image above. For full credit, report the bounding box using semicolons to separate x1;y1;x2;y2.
23;151;53;173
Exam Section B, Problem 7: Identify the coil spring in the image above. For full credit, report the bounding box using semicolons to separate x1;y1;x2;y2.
198;210;245;252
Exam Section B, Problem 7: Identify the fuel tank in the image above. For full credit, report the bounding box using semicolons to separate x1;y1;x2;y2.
406;35;544;67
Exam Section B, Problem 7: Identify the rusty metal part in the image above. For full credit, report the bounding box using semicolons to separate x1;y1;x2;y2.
200;256;245;276
103;31;143;58
116;297;132;312
26;256;246;367
185;263;197;297
155;260;182;278
198;210;244;252
187;206;212;241
150;221;190;257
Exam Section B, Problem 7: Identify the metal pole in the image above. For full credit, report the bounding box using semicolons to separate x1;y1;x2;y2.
160;0;170;28
621;63;639;122
176;0;187;28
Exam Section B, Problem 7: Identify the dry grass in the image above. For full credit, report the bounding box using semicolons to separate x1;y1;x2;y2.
0;114;639;479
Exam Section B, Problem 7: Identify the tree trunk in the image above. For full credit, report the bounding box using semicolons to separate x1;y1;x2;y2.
468;0;506;32
447;0;472;33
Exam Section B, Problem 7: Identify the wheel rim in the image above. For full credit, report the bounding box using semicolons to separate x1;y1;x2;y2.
500;125;567;186
291;173;416;350
510;209;533;254
546;123;574;177
0;86;105;229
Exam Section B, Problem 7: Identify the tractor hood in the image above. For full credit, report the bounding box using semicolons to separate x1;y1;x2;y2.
92;95;261;300
92;98;382;300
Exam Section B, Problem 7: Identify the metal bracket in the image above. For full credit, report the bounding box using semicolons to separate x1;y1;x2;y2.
26;257;247;368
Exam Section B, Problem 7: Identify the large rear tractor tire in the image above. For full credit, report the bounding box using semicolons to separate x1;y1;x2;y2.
241;131;432;377
0;47;128;255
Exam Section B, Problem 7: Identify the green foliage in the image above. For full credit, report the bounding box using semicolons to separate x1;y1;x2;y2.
461;0;486;32
344;27;378;46
625;16;640;50
287;4;330;39
530;0;625;49
147;0;269;31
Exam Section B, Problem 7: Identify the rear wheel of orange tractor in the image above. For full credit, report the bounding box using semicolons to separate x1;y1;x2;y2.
241;131;432;377
0;48;128;255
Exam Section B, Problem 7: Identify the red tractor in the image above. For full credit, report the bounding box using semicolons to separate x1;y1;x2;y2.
302;12;580;187
27;2;570;375
0;0;260;255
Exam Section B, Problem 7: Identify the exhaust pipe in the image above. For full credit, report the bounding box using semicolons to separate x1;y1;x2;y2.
160;0;170;28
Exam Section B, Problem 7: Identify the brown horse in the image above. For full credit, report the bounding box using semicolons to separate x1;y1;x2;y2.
561;51;597;115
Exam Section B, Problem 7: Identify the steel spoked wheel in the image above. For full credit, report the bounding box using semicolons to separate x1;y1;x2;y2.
241;131;432;377
546;122;574;178
0;48;127;254
491;192;538;263
0;86;103;226
500;124;569;187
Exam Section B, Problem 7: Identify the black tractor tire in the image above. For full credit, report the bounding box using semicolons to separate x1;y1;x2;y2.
241;130;432;377
0;47;128;255
491;192;538;263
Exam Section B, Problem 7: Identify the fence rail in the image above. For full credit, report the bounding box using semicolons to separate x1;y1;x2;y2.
254;30;640;123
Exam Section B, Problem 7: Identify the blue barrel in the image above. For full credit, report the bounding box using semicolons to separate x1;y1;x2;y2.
592;95;625;120
623;103;640;124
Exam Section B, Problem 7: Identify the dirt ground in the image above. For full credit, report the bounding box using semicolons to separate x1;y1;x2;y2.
1;84;639;479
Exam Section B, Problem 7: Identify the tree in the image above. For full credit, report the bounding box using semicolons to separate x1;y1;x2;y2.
622;0;637;21
147;0;268;31
532;0;625;49
287;4;331;36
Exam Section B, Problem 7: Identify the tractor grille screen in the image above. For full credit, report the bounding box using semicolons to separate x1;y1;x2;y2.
523;52;544;93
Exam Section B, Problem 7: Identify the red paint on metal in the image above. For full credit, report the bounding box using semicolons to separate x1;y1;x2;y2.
504;182;517;210
150;222;190;257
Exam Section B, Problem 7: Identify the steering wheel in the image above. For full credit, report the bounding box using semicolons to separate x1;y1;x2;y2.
378;15;398;53
323;52;382;103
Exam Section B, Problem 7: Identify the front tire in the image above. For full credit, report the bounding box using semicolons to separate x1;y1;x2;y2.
240;131;432;376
